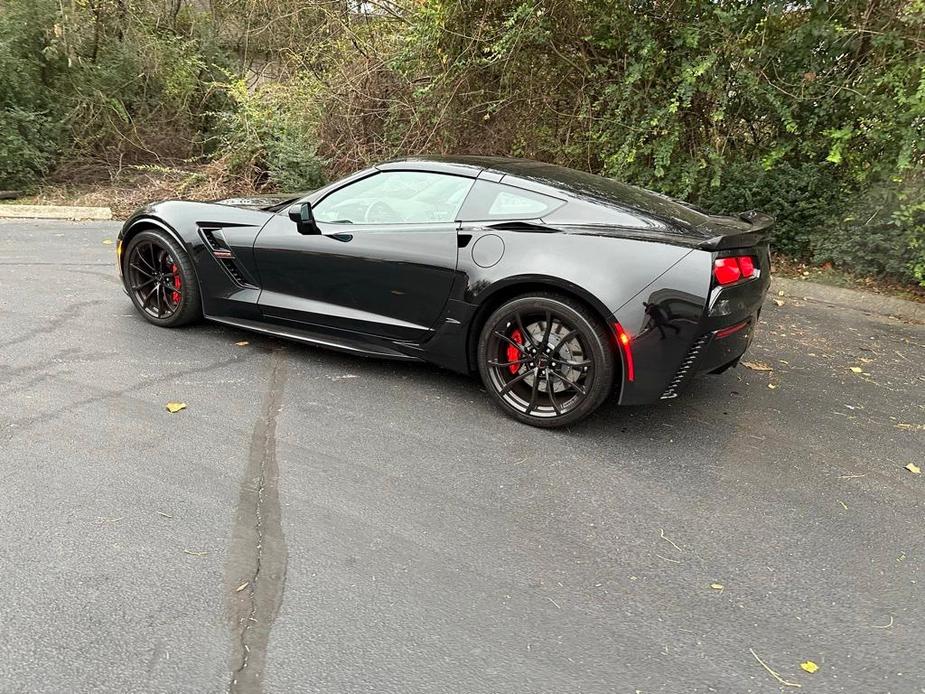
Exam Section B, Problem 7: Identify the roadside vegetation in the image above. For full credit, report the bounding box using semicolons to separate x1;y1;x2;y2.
1;0;923;285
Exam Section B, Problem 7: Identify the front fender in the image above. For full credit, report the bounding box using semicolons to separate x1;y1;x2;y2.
118;200;275;316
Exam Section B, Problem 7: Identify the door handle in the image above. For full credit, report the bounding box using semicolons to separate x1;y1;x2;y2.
327;233;353;242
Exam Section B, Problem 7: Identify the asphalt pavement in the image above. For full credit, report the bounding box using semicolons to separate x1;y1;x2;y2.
1;220;923;694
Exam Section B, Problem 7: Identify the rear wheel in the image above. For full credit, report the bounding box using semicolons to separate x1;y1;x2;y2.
477;293;615;428
124;229;202;327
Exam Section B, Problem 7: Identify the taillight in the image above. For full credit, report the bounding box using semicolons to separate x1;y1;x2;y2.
737;255;755;277
713;257;741;285
713;255;757;286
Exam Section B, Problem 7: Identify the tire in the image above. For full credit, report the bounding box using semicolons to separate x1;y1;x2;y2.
477;293;616;428
123;229;203;328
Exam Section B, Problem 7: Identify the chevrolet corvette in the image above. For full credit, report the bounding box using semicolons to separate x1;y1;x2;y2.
117;156;771;427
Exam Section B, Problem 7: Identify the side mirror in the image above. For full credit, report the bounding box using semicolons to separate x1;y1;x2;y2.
288;202;320;235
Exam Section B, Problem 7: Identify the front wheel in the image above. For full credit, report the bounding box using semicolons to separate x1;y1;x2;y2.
477;293;616;428
123;229;202;327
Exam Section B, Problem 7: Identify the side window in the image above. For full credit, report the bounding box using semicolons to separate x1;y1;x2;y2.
314;171;474;225
458;180;565;221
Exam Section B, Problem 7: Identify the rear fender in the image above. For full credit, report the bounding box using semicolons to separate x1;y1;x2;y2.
460;231;694;317
611;250;713;404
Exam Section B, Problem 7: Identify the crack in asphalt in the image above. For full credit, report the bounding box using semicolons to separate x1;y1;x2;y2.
0;300;97;349
1;354;250;434
226;348;289;694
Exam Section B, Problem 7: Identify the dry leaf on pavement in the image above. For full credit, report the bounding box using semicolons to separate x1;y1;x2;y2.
742;361;773;372
800;661;819;674
905;463;921;475
165;402;187;413
849;366;863;373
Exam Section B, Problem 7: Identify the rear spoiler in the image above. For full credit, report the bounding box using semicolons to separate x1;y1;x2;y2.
699;211;774;251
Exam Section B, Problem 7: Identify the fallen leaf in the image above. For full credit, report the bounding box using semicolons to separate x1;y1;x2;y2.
183;549;208;557
773;299;785;307
849;366;863;373
235;582;249;592
768;383;778;389
742;361;773;372
905;463;921;475
235;341;249;346
800;661;819;674
710;583;724;591
102;239;113;245
165;402;187;413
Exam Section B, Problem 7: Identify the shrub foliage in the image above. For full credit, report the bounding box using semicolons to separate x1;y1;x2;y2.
0;0;922;282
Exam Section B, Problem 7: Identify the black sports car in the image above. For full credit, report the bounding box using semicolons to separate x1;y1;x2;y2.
117;156;771;427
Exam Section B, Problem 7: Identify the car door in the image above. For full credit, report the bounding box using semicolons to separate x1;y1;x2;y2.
252;170;475;342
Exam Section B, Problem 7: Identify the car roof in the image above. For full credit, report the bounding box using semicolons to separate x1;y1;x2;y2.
377;155;552;178
377;156;713;228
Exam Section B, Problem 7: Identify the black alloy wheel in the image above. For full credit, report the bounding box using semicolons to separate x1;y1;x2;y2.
124;229;202;327
477;293;616;428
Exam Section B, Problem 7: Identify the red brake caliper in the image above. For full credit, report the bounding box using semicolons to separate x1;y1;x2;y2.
171;264;181;304
507;329;524;374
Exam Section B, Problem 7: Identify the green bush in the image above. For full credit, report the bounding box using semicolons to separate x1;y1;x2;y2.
0;108;58;188
695;161;852;258
813;179;925;285
0;0;922;285
0;0;62;188
212;78;326;192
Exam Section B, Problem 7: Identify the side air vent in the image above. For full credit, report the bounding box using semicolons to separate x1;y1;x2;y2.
198;227;255;288
487;221;558;233
660;334;710;400
219;258;249;285
200;227;224;251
